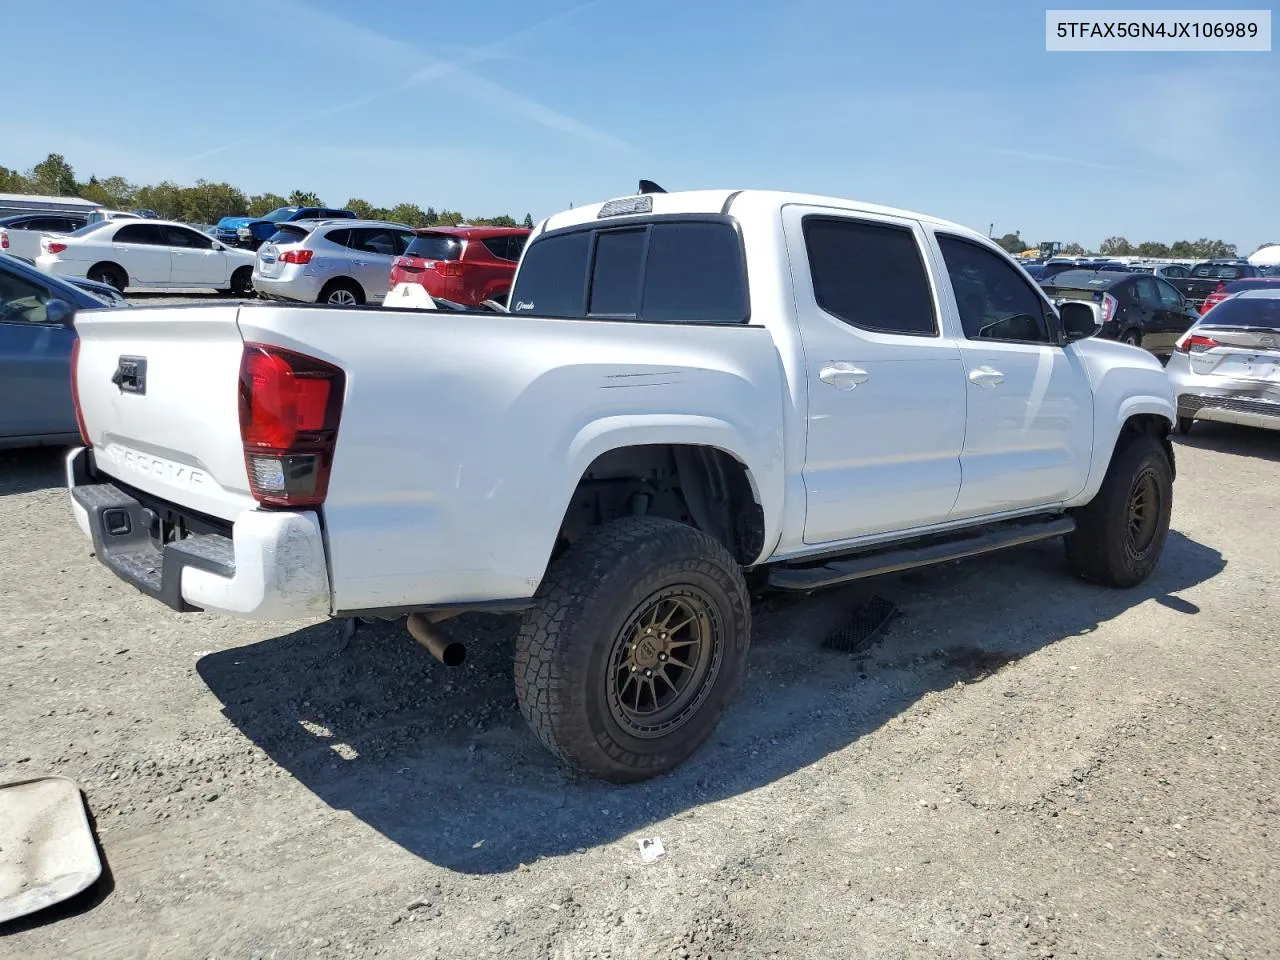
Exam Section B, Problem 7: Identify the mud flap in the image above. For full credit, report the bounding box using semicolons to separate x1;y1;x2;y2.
0;777;102;924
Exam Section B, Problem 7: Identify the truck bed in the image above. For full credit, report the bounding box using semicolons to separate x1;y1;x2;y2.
72;301;786;615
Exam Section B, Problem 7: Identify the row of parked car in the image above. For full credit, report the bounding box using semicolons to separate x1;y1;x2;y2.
2;191;1278;448
7;202;532;310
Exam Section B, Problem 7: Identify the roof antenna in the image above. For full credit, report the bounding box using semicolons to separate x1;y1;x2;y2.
638;179;666;195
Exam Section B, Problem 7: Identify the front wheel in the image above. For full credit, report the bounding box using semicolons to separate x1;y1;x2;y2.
1065;432;1172;587
1122;330;1142;347
515;517;751;782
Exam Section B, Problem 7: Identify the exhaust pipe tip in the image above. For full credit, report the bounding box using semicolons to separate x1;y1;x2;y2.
406;612;466;667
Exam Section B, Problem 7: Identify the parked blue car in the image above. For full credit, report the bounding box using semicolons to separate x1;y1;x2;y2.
212;205;356;250
0;252;126;449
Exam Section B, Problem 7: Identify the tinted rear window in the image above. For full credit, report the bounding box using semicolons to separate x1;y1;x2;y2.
510;219;747;324
1191;263;1244;279
1201;296;1280;329
510;230;590;317
405;234;463;261
1042;270;1123;290
268;226;310;245
68;221;114;238
589;229;646;316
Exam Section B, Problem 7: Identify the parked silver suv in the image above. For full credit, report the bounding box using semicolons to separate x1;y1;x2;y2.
251;219;414;305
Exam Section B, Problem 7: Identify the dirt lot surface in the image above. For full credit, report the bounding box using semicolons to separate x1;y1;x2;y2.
2;427;1277;960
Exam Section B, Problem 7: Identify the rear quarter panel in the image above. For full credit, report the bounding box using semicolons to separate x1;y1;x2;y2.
234;305;787;613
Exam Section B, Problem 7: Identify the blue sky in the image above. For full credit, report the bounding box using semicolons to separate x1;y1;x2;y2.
4;0;1276;250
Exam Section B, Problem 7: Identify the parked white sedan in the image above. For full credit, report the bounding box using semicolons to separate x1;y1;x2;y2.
34;219;256;294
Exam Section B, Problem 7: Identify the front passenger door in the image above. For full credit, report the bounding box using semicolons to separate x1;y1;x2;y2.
0;270;76;439
933;234;1094;518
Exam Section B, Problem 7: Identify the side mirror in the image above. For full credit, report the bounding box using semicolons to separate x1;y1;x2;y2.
45;298;75;325
1059;301;1102;342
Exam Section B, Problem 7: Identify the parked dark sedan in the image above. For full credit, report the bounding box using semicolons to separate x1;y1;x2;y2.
1039;269;1199;358
0;253;125;449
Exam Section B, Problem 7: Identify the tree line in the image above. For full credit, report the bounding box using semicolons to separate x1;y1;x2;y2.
987;231;1240;260
1;153;534;230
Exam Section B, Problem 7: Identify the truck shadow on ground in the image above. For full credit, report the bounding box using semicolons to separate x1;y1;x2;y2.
0;447;70;496
197;529;1223;876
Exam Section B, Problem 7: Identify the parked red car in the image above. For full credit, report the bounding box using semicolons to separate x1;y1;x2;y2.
389;226;530;307
1198;276;1280;315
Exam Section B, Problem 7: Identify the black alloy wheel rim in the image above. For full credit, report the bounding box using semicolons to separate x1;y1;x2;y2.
1127;466;1161;554
606;586;723;738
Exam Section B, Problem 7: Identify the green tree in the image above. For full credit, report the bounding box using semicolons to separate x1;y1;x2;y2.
180;180;247;224
80;175;135;209
387;202;428;226
1190;237;1236;259
28;153;78;196
287;189;322;206
247;193;289;216
522;213;534;229
132;181;186;219
345;198;377;219
0;165;30;193
1135;241;1171;258
994;232;1025;255
1061;242;1087;256
1169;240;1196;258
436;209;464;226
424;206;439;226
1098;236;1133;256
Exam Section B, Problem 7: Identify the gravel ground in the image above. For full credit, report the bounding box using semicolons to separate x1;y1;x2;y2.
1;426;1277;959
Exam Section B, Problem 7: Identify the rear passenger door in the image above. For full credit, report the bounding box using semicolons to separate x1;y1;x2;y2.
347;228;401;302
1152;277;1196;351
931;233;1094;517
781;207;968;543
111;224;171;285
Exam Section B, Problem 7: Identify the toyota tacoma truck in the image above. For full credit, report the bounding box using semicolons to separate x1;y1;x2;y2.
64;186;1177;783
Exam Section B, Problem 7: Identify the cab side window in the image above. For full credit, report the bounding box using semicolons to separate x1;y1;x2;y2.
937;235;1055;344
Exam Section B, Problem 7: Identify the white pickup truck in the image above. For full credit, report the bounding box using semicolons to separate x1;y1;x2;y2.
66;186;1177;782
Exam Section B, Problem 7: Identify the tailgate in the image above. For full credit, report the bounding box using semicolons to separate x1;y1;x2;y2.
74;304;255;521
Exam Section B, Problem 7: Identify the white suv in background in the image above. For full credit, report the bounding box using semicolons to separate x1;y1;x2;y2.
34;219;256;294
251;219;414;305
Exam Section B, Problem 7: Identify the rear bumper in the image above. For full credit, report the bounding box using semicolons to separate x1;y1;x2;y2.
251;269;324;303
67;447;332;619
1177;394;1280;431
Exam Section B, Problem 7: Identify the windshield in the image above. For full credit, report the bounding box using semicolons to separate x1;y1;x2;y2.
405;234;463;261
1201;296;1280;329
261;207;301;223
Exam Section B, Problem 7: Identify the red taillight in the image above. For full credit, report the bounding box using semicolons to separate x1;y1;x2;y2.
280;249;313;265
1200;293;1226;314
1101;293;1118;325
46;242;68;255
436;261;464;278
70;337;89;446
238;343;344;508
0;230;8;250
1177;334;1219;354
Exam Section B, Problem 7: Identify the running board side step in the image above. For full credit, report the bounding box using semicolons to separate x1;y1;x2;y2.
767;515;1076;592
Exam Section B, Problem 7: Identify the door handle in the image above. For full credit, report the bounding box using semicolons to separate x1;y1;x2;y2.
968;365;1004;387
819;363;870;390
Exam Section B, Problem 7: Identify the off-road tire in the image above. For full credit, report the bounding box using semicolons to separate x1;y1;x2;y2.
1065;432;1172;587
515;517;751;783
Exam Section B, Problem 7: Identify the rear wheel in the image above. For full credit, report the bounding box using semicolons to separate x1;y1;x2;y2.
1121;329;1142;347
87;263;126;293
319;279;363;307
515;517;751;783
227;266;254;297
1065;432;1172;588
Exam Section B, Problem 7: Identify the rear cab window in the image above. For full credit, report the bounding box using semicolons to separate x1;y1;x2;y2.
510;217;748;323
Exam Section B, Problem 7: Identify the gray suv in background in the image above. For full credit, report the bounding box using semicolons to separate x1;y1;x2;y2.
251;219;414;305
